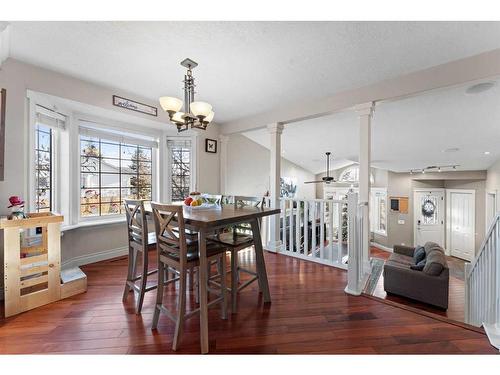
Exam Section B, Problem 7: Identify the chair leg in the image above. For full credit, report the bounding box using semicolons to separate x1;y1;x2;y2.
152;261;164;330
173;269;187;351
136;249;148;314
188;269;194;291
231;249;238;313
122;246;134;302
194;267;200;304
220;254;228;320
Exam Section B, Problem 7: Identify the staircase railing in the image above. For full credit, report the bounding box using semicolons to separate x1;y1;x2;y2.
465;213;500;327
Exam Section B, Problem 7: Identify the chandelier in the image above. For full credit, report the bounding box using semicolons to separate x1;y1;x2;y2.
159;58;214;132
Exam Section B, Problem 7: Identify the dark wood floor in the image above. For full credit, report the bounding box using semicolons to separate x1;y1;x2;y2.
0;248;496;354
369;247;466;323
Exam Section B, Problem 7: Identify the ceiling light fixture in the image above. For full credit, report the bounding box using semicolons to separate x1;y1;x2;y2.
409;164;459;175
484;151;491;155
465;81;496;95
442;147;460;153
159;58;214;132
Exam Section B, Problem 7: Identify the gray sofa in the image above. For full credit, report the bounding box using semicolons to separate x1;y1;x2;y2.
383;242;449;309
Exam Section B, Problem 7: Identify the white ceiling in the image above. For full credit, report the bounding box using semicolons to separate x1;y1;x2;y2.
8;21;500;125
243;81;500;174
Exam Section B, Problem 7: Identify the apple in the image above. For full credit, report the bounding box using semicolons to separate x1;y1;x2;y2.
184;197;193;206
190;200;199;207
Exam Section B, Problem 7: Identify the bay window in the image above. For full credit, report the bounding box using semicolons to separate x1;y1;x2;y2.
79;123;157;219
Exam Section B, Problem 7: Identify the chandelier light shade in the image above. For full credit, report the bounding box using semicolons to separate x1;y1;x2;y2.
190;101;212;118
159;96;183;113
159;58;215;132
171;111;185;123
205;111;215;123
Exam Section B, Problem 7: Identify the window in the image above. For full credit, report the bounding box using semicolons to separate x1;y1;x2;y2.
80;136;153;217
168;139;191;202
34;124;53;212
31;105;66;214
338;165;374;184
371;188;387;236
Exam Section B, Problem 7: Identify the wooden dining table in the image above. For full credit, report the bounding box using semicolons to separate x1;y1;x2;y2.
145;202;280;353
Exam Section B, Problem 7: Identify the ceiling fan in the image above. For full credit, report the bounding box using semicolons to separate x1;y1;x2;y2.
304;152;336;184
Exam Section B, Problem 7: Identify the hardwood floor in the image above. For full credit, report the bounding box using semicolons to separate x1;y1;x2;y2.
0;248;496;354
369;247;466;323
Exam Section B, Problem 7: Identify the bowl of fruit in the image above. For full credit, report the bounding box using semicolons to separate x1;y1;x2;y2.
183;192;220;210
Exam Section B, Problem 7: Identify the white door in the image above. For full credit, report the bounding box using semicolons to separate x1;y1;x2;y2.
414;189;445;248
447;189;475;261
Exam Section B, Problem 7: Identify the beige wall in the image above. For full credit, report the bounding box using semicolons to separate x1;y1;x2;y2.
225;134;316;199
0;58;221;297
486;158;500;207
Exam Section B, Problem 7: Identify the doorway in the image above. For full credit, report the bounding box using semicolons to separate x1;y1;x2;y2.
446;189;475;261
414;189;445;248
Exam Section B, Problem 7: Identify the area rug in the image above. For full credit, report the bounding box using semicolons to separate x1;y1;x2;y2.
364;257;385;295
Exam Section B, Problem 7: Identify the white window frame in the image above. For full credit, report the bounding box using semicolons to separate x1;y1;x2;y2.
27;97;67;219
166;134;198;203
75;115;160;224
370;187;387;237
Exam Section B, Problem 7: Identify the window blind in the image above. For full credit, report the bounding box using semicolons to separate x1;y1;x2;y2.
35;105;66;130
79;120;159;148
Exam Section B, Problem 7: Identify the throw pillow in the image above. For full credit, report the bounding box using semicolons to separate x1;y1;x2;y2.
413;246;426;264
423;250;446;276
410;259;426;271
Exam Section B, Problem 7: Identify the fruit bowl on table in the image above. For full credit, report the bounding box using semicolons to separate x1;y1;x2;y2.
184;202;220;210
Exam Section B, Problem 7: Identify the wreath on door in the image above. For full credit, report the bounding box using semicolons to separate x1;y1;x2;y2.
421;199;436;217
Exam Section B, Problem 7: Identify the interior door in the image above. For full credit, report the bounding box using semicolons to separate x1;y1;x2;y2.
414;189;445;248
447;190;475;261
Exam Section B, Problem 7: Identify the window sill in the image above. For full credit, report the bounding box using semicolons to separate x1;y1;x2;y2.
372;230;387;237
62;217;126;232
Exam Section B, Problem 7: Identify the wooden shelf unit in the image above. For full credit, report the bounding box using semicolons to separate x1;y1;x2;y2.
1;212;87;317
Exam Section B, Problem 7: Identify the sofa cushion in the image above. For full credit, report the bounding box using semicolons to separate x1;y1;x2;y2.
410;259;426;271
387;252;414;267
413;246;426;264
423;249;447;276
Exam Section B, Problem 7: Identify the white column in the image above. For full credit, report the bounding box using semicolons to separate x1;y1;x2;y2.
355;102;374;274
218;135;229;194
267;122;284;252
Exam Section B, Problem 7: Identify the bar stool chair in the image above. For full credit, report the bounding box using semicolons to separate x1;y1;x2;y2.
122;199;158;314
210;196;265;313
150;202;228;351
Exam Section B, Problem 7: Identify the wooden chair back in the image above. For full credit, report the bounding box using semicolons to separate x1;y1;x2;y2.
234;196;266;208
123;199;149;249
150;202;187;262
201;193;223;206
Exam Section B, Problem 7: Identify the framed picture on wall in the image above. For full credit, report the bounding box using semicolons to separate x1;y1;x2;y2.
205;138;217;153
0;88;6;181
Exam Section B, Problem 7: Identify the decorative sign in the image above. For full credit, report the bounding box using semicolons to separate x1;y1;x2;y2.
0;88;6;181
205;138;217;153
112;95;157;117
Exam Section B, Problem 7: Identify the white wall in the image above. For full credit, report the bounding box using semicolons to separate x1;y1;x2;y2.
225;134;316;199
0;58;220;297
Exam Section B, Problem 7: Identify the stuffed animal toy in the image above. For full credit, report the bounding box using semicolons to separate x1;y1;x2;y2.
7;196;27;220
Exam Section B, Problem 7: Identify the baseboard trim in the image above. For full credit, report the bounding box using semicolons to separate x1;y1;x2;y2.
61;246;129;270
371;242;393;253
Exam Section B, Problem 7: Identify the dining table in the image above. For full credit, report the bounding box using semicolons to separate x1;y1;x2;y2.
145;202;280;353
